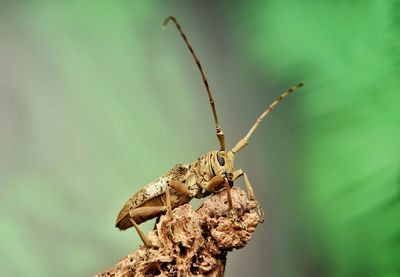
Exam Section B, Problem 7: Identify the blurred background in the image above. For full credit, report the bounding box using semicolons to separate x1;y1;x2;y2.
1;1;399;276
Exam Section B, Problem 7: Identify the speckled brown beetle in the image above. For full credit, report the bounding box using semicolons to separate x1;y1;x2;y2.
115;16;303;247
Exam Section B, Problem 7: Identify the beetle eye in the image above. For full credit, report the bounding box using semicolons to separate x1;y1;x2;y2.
217;154;225;166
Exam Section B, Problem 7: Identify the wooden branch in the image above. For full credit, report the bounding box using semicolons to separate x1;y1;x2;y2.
96;188;262;277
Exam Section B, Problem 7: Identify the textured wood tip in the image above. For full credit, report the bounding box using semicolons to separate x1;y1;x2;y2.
96;188;262;277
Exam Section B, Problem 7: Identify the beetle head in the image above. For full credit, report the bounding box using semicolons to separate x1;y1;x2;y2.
210;150;235;176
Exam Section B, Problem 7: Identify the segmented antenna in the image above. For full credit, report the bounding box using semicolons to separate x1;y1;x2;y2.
232;82;304;154
163;16;226;151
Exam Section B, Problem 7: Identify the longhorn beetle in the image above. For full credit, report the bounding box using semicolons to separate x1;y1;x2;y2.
115;16;304;247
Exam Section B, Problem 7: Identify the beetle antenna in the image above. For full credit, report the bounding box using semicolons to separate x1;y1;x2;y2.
163;16;226;151
231;82;304;154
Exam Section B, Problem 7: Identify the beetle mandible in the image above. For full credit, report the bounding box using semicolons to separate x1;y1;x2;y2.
115;16;304;247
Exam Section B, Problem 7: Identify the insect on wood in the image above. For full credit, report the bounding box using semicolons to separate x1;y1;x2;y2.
115;16;304;248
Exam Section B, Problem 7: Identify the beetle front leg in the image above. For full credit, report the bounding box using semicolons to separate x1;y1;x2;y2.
204;174;248;228
204;174;235;212
232;169;264;223
165;180;195;242
232;169;255;200
224;178;233;211
204;175;225;192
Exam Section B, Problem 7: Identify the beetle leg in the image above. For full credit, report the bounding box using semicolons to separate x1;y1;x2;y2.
243;172;256;201
232;169;243;183
204;174;247;227
165;183;173;219
224;178;233;211
242;172;264;223
129;206;167;248
224;177;247;229
129;218;154;248
165;180;195;242
169;180;193;197
204;174;234;210
165;180;195;220
232;169;255;200
164;183;179;242
232;169;264;223
204;175;225;192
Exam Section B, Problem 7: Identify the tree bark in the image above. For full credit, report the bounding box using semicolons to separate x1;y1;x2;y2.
96;187;262;277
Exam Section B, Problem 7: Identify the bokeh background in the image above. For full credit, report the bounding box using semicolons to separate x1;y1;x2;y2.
1;1;399;276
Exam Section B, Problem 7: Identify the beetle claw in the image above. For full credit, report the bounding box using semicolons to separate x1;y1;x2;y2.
229;210;247;230
223;171;233;182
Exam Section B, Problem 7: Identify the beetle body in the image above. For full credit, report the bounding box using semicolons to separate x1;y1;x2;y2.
116;150;234;230
116;164;195;229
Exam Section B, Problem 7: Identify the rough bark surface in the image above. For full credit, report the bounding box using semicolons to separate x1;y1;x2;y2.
96;187;262;277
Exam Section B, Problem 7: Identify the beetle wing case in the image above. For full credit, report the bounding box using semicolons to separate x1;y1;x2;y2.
115;164;194;230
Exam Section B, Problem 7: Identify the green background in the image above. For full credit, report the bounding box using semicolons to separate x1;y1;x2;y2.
1;1;399;276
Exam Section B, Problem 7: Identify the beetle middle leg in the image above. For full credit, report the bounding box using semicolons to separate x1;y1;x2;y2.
164;180;195;241
166;180;194;219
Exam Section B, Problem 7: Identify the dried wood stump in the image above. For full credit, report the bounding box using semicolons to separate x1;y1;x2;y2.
96;187;262;277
